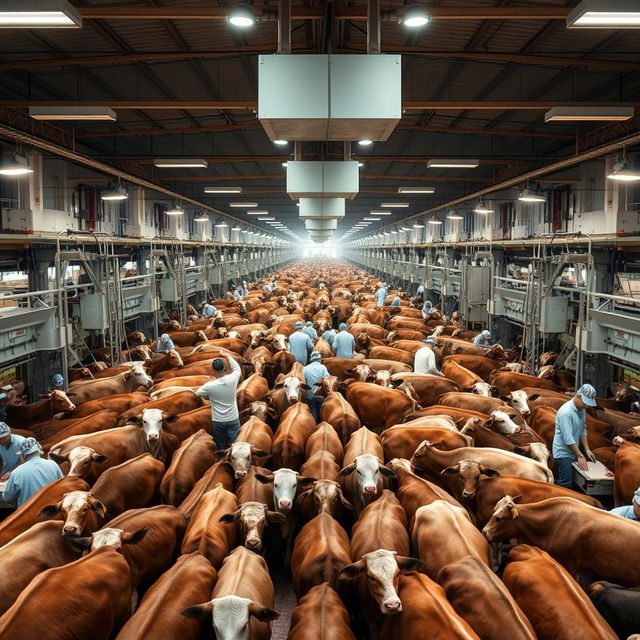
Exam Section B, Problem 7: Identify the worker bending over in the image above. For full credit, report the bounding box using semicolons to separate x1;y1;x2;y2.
303;352;329;423
413;338;443;376
0;422;26;481
552;383;597;488
474;329;493;348
156;333;175;352
375;282;388;307
3;438;63;506
201;302;217;317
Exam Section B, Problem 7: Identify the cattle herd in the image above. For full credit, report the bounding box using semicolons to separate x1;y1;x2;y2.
3;259;640;640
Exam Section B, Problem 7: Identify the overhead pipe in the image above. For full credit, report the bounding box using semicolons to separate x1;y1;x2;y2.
367;0;381;55
278;0;291;54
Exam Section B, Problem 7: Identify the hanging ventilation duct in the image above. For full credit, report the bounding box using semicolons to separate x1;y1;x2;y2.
298;198;345;220
304;218;338;231
259;54;401;142
287;161;358;199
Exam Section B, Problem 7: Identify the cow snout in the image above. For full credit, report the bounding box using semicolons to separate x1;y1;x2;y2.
235;470;247;479
147;433;159;442
481;526;492;541
246;536;262;550
69;403;77;411
278;499;292;511
382;599;402;613
363;485;377;495
462;489;475;499
62;524;79;536
521;409;531;417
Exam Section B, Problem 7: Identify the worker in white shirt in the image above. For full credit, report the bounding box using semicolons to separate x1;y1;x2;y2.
413;338;443;376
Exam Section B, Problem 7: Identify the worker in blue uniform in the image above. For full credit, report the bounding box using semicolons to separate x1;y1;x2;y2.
321;328;337;348
552;383;597;488
421;299;433;318
610;487;640;521
473;330;492;348
0;422;26;481
390;294;401;307
375;283;388;307
333;323;356;359
3;438;63;506
303;352;329;423
288;321;314;365
303;321;317;340
201;302;217;317
157;333;175;352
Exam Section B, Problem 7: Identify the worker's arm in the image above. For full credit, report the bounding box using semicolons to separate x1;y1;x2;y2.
3;474;18;503
195;382;210;398
226;356;242;383
579;434;595;462
558;416;588;470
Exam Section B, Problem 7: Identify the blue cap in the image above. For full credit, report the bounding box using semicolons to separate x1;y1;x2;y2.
160;333;170;341
52;374;64;387
295;321;304;329
577;383;597;407
309;351;321;362
306;321;313;326
212;359;225;372
482;330;491;339
19;437;42;457
339;323;347;330
424;338;437;346
0;422;10;437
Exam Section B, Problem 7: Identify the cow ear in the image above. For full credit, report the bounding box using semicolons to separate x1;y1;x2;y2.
529;393;541;401
219;511;240;523
298;476;316;487
66;536;92;552
181;602;213;621
511;494;522;504
339;561;365;579
164;414;179;424
379;465;396;478
128;415;142;425
266;510;286;524
124;371;133;381
396;556;425;572
295;488;313;504
481;468;501;478
38;502;61;519
254;472;274;484
440;466;460;476
274;382;284;389
49;452;68;464
248;603;280;622
338;488;353;510
214;448;230;460
499;395;510;403
251;449;269;459
92;453;108;463
90;499;107;518
338;463;356;477
301;383;311;391
122;527;148;545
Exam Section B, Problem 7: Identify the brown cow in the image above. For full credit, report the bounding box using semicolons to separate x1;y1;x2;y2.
368;346;414;367
287;582;355;640
319;390;361;445
237;373;270;412
339;426;395;515
0;546;134;639
443;354;505;381
381;420;471;460
474;474;602;527
612;437;640;506
483;496;640;585
291;513;351;597
0;476;88;546
181;483;239;568
437;555;537;640
7;390;76;428
389;373;458;406
36;409;120;449
345;382;417;432
305;422;344;465
412;500;491;579
178;461;234;519
490;371;561;396
503;545;617;640
160;430;217;506
0;521;80;616
116;551;217;640
181;546;279;639
162;405;212;442
119;390;201;425
272;402;316;470
67;366;153;405
442;360;492;396
378;571;480;640
69;392;150;418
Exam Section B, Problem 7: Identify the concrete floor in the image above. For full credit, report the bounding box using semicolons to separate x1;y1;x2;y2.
271;571;297;639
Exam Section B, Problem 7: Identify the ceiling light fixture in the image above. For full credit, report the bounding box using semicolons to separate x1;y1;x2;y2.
214;219;228;227
413;222;425;228
607;158;640;181
282;162;288;168
29;106;116;121
428;218;442;225
447;209;464;220
0;153;33;176
153;158;208;168
194;213;209;222
518;188;546;203
370;210;392;216
165;204;184;216
227;4;256;27
567;0;640;28
401;4;431;27
380;202;409;208
474;201;494;214
273;140;288;145
364;217;381;221
204;187;242;194
544;106;635;122
358;139;373;146
258;217;275;221
0;0;82;28
427;158;479;168
398;187;435;194
229;202;258;208
247;209;268;215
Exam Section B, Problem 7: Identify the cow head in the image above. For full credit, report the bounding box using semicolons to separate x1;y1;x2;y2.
482;494;521;541
612;382;640;405
138;408;164;452
441;459;500;499
486;409;521;435
297;479;352;516
255;468;315;513
385;458;413;474
537;365;556;380
130;345;152;362
339;549;424;614
468;381;492;397
486;344;507;360
49;446;108;478
182;595;279;640
39;490;106;537
239;401;276;423
125;365;153;389
346;364;374;382
375;370;392;387
271;333;288;352
68;526;148;553
215;441;267;479
315;376;341;396
538;351;558;367
274;376;309;404
48;389;76;413
620;426;640;443
167;349;184;368
219;501;285;551
129;331;147;344
505;390;532;416
513;442;550;467
339;454;396;497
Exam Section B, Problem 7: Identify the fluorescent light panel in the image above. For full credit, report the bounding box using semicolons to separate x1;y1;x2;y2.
427;159;479;168
154;158;208;168
567;0;640;27
29;106;116;121
204;187;242;193
370;210;392;215
544;106;634;122
0;0;82;27
380;202;409;208
398;187;435;194
246;210;268;215
229;202;258;208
